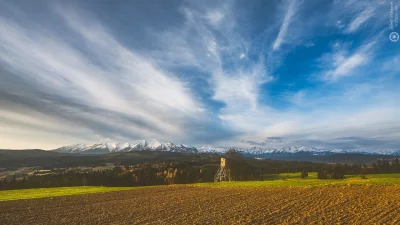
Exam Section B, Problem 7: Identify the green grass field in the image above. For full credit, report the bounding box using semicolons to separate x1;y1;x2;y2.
194;173;400;187
0;186;136;202
1;173;400;202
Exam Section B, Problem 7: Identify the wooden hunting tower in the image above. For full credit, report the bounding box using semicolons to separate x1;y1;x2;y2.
214;157;231;182
220;158;226;167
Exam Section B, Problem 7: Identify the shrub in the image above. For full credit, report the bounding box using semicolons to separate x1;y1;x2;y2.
317;168;344;180
301;170;308;179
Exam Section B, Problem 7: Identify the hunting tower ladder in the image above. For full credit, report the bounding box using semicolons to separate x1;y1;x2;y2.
214;158;231;182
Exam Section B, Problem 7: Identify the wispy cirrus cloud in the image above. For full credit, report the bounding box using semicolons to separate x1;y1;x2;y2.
346;7;374;33
272;0;297;51
0;0;399;151
0;4;211;149
319;41;375;80
146;1;274;135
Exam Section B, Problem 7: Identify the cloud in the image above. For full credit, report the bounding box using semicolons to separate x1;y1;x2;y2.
298;136;400;151
272;1;297;51
336;20;345;29
243;137;284;147
320;41;374;80
146;2;274;135
243;135;400;151
285;90;305;105
152;1;399;151
383;57;400;73
0;0;399;152
346;7;374;33
0;4;210;149
206;10;225;25
327;53;366;79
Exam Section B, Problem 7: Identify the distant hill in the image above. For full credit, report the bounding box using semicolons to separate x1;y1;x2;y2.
0;148;398;170
0;149;215;169
0;149;327;178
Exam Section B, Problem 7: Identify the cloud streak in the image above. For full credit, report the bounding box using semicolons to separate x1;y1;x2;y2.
0;0;399;151
319;41;375;80
272;0;297;51
0;4;210;149
346;7;374;33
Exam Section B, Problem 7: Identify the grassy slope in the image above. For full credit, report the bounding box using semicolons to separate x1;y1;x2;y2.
2;173;400;201
0;186;136;202
194;173;400;187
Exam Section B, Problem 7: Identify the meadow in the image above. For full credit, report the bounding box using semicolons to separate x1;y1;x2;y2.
195;172;400;187
0;186;137;201
1;173;400;202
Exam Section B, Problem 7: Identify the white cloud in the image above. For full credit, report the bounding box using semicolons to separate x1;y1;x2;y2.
145;3;274;135
336;20;345;29
326;53;367;79
206;10;225;25
320;42;374;80
212;65;266;112
383;57;400;72
346;8;374;33
1;0;398;151
0;7;203;149
236;104;400;149
287;90;305;105
134;1;400;151
272;1;297;51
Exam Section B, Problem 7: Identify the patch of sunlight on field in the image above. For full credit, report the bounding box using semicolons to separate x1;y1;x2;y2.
194;173;400;187
0;186;136;201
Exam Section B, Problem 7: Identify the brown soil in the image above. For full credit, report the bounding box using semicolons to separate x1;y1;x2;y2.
1;185;400;224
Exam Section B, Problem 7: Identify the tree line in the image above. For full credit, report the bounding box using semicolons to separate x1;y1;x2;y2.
0;150;264;190
0;162;220;190
316;158;400;179
1;152;399;189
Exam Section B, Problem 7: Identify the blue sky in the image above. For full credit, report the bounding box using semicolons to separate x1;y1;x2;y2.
0;0;399;151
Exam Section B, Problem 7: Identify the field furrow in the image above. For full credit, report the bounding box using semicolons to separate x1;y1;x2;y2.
1;185;400;225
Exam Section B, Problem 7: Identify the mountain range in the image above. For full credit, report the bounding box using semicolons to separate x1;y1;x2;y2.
53;139;400;156
54;140;198;154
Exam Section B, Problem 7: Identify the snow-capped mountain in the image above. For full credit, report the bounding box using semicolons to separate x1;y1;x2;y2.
53;140;400;156
197;145;226;153
371;149;400;155
200;146;336;155
197;145;400;156
54;139;198;154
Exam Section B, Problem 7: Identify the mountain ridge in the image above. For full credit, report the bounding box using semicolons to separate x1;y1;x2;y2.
53;139;400;156
54;139;198;154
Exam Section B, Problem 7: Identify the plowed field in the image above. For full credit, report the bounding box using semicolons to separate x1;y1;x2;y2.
1;185;400;224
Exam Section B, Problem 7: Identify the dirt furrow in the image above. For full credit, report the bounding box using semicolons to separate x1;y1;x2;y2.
1;185;400;225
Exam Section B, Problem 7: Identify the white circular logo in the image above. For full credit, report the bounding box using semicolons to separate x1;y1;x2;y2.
390;32;399;42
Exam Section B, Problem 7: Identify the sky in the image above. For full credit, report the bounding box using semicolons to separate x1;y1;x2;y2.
0;0;399;151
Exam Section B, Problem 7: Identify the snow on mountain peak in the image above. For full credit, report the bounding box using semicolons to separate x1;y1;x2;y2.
54;139;198;154
53;141;400;156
